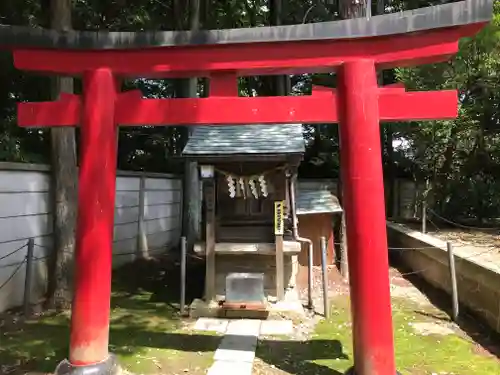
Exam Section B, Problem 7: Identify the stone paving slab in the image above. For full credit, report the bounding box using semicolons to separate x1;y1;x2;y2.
200;318;295;375
192;317;295;336
215;335;258;362
207;319;262;375
193;317;229;333
225;319;262;336
207;360;253;375
260;319;294;336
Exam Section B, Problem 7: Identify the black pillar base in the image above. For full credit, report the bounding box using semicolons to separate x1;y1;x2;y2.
55;354;121;375
344;366;402;375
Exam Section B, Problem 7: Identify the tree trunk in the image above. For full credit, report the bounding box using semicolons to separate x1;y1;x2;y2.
180;0;201;252
374;1;395;218
339;0;367;19
270;0;287;96
45;0;78;310
337;0;370;280
377;0;385;15
385;123;395;217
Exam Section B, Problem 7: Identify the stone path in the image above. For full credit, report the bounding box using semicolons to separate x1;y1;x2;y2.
194;318;294;375
207;320;260;375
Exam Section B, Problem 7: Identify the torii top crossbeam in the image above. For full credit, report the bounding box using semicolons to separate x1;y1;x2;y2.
7;0;493;77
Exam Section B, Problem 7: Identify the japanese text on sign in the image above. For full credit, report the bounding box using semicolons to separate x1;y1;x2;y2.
274;201;284;235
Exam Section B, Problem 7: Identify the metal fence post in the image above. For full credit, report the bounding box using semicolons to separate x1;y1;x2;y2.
422;200;427;234
340;212;349;280
180;236;187;316
422;179;430;234
23;238;35;316
320;236;330;318
446;241;459;321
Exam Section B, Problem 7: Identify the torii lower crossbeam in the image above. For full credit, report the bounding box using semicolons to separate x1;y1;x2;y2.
18;85;457;127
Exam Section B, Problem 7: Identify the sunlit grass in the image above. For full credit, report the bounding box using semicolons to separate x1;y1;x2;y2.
0;262;219;375
258;296;500;374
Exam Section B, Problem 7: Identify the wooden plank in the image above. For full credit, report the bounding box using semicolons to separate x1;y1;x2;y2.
111;88;455;125
114;95;339;126
193;241;301;255
217;225;274;243
378;90;458;121
205;180;216;302
275;235;285;300
209;72;239;97
12;23;471;76
274;200;285;301
17;93;80;127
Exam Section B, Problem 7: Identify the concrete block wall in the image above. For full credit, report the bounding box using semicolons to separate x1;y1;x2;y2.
0;162;182;313
387;222;500;333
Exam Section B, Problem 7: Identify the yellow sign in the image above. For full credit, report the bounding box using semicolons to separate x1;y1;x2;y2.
274;201;285;235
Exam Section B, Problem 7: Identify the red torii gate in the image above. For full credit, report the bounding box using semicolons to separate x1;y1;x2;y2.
13;1;493;375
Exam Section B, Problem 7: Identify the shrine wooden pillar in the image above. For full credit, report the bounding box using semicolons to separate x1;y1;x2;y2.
204;178;216;302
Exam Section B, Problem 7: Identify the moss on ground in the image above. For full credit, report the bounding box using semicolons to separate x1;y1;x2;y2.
0;260;218;375
257;296;500;375
109;290;219;374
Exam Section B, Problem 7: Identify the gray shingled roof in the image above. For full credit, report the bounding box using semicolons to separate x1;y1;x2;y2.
182;124;305;155
296;180;343;215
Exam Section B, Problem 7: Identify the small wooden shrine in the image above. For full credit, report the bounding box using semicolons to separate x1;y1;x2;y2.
295;180;343;281
182;124;305;305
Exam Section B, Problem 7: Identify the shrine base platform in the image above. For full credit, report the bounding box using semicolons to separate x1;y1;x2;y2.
189;288;306;319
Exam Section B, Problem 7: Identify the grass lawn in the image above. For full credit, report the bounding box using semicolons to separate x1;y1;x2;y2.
0;259;218;375
256;295;500;375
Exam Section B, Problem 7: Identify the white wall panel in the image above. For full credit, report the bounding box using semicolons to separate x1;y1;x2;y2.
0;166;182;313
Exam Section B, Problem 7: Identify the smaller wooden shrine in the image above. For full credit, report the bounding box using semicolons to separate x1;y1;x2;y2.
182;124;305;305
295;180;343;282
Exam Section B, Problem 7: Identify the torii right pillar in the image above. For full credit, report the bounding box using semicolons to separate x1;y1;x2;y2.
338;60;398;374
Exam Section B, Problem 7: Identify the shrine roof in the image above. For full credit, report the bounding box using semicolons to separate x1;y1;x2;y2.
182;124;305;156
296;181;343;216
0;0;492;50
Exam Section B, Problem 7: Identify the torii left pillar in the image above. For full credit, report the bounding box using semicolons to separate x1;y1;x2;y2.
55;68;120;375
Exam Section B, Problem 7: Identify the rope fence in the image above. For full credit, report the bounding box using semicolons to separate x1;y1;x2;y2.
332;215;500;323
408;207;500;262
427;208;500;232
0;259;25;291
0;243;28;262
0;237;172;315
2;210;498;321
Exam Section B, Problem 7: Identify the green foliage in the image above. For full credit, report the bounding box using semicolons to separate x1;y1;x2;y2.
395;2;500;220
